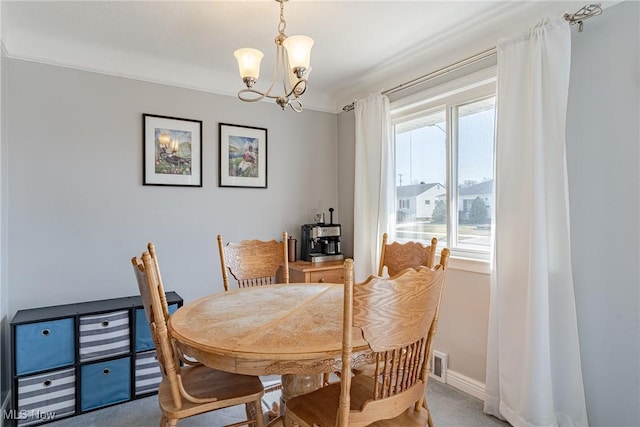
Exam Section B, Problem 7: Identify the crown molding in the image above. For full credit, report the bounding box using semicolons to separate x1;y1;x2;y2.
3;50;336;114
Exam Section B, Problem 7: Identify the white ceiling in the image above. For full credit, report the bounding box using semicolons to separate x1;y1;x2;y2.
1;1;619;112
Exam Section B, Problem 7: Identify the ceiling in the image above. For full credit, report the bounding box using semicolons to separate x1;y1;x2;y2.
1;1;619;112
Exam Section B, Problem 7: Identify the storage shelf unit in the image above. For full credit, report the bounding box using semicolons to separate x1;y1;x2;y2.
10;292;182;426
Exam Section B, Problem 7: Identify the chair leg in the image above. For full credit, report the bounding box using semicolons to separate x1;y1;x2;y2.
423;399;434;427
322;372;330;387
246;399;265;427
159;415;167;427
168;418;178;427
248;402;255;426
322;371;341;386
255;398;265;427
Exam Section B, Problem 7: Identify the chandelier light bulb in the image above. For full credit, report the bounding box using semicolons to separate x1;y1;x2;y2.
282;35;314;77
234;48;264;86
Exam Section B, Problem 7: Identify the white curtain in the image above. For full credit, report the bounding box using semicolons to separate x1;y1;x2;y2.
484;19;588;427
353;93;394;282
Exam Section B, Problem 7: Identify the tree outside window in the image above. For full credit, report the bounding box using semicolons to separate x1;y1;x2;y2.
469;196;488;224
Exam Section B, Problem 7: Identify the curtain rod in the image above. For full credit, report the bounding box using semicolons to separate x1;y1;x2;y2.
342;3;603;113
341;47;496;112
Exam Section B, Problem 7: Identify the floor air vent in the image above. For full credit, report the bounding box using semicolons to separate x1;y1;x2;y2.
430;350;448;383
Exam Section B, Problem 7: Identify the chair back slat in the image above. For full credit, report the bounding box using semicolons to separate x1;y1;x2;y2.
369;337;428;400
218;231;289;291
147;242;170;320
132;257;154;326
238;275;276;288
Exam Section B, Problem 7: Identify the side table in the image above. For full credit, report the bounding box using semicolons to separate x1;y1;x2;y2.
278;260;344;284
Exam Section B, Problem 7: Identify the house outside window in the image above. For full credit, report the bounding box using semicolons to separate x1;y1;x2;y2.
398;199;409;209
391;69;496;260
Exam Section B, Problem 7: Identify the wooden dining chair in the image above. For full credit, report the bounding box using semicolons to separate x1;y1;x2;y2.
217;232;289;408
132;251;266;427
378;232;439;276
217;231;289;291
347;236;448;386
285;254;449;427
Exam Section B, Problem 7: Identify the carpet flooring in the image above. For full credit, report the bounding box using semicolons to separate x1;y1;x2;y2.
47;379;509;427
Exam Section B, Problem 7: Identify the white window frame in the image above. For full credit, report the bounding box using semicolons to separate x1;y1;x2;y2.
390;67;496;272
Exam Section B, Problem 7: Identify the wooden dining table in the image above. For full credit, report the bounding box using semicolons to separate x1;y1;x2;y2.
167;283;371;410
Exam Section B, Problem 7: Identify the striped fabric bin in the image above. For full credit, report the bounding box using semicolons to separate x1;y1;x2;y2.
79;310;129;362
17;368;75;426
135;350;162;396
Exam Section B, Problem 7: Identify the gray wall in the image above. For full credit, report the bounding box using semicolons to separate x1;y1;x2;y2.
5;59;339;315
566;1;639;425
0;26;9;409
434;269;490;383
337;110;355;258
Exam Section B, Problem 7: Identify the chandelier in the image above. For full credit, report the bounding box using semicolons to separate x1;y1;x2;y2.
234;0;313;112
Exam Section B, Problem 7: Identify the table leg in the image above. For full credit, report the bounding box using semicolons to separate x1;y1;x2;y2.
280;373;323;415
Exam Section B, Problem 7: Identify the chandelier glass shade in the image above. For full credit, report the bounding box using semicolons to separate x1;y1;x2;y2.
234;0;313;112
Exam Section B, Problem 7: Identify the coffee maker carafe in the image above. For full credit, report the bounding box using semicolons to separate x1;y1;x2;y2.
301;208;344;263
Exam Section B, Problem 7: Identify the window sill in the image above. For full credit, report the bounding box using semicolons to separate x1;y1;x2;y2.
443;256;491;274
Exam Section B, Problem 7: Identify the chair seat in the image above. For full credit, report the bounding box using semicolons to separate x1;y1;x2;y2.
159;364;264;419
286;375;429;427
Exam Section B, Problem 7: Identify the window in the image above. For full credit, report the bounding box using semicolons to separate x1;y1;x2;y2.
391;71;496;260
398;199;410;209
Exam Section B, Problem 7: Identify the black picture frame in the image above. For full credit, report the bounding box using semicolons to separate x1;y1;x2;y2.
143;114;203;187
218;123;268;188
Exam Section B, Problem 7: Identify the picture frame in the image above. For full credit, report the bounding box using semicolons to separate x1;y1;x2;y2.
218;123;267;188
143;114;202;187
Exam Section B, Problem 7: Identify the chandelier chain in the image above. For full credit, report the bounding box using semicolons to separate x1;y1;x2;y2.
278;0;287;36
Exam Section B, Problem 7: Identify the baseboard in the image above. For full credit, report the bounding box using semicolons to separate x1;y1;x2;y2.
445;369;486;401
0;393;10;427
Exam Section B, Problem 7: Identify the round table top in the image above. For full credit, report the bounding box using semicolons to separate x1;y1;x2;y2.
168;283;369;376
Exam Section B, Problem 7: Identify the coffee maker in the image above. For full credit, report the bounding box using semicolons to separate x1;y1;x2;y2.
301;208;344;263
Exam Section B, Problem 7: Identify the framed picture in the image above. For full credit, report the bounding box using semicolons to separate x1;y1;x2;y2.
143;114;202;187
218;123;267;188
